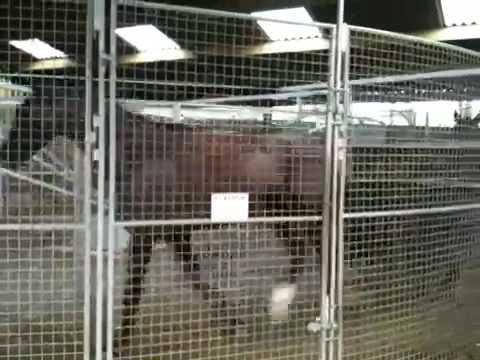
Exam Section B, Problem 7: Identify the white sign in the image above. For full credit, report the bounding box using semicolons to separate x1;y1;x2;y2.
210;192;249;222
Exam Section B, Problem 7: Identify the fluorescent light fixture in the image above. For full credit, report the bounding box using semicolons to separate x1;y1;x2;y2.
242;37;330;55
28;58;76;71
119;49;193;64
115;24;180;52
251;7;321;41
9;39;67;60
415;24;480;41
441;0;480;26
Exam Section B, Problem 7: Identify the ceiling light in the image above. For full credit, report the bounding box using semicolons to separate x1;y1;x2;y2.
415;24;480;41
242;37;330;55
28;58;76;71
441;0;480;26
251;7;321;41
9;39;67;60
115;24;180;52
119;49;193;64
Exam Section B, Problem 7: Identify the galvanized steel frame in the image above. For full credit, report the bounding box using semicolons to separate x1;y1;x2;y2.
84;0;94;351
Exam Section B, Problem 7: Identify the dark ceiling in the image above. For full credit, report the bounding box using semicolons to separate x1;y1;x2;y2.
164;0;441;32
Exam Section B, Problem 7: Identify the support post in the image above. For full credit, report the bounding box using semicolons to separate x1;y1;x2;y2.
336;23;351;360
319;25;337;360
107;0;118;358
323;0;347;359
93;0;108;358
83;1;95;358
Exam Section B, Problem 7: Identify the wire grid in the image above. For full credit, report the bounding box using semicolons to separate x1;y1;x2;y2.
0;0;89;223
348;27;480;81
111;4;334;358
112;114;327;358
115;114;326;222
343;210;480;360
0;0;90;359
114;222;323;359
0;229;85;360
115;2;333;102
343;29;480;360
346;134;480;213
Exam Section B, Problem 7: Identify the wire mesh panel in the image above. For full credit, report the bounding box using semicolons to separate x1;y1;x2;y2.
110;115;329;359
110;2;334;359
115;1;333;101
0;229;85;359
348;27;480;81
343;27;480;360
343;211;480;360
0;0;92;358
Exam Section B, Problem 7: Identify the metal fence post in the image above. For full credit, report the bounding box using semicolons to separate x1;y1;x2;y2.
107;0;118;358
84;1;95;359
335;23;351;360
321;28;336;360
327;1;347;359
94;0;107;358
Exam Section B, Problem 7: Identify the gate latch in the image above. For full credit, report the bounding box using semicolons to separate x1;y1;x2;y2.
91;114;101;161
307;296;338;334
307;317;338;333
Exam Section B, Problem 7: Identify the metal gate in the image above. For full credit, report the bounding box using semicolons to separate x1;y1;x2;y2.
106;1;339;359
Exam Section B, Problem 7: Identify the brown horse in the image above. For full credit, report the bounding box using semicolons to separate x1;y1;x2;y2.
116;114;326;341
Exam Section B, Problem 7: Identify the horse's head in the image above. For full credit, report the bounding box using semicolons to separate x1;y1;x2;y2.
0;80;88;169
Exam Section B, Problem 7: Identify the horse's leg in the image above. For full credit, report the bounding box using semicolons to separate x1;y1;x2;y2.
172;225;206;292
119;228;154;349
271;194;313;321
172;225;236;335
269;222;306;320
118;225;199;353
286;225;308;284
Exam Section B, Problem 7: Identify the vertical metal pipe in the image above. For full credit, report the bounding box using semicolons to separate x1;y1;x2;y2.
334;0;345;91
328;123;339;360
73;147;82;300
330;1;346;359
337;25;351;360
320;30;336;360
83;1;94;358
96;0;107;356
106;0;118;358
0;172;3;218
336;145;347;360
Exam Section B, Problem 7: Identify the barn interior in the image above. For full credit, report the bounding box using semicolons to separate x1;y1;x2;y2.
0;1;480;360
